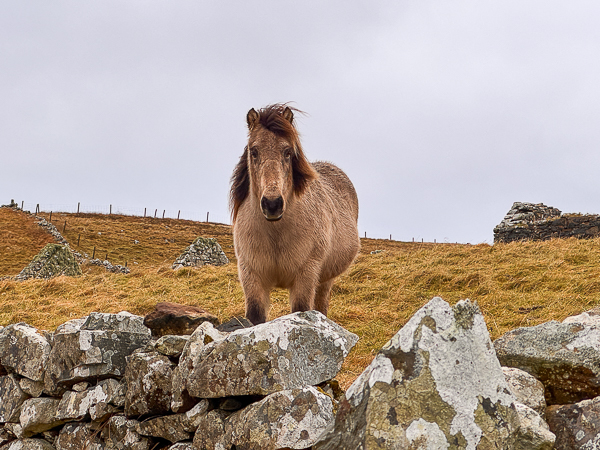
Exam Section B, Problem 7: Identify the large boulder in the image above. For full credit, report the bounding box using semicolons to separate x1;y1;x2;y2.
0;323;51;382
193;386;334;450
184;310;358;398
494;320;600;405
15;243;81;281
315;297;520;449
143;302;219;337
19;397;67;438
172;237;229;269
44;312;151;395
546;396;600;449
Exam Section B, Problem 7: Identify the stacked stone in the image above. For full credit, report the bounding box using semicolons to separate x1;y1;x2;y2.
0;309;357;449
494;201;600;243
172;237;229;270
14;244;82;281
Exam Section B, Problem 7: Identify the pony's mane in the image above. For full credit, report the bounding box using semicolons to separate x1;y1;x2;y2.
230;104;317;222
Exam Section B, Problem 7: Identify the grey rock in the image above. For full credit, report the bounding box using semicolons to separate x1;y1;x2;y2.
56;378;124;422
171;322;227;413
154;335;189;357
172;236;229;269
182;399;210;431
220;386;334;450
19;397;68;438
186;310;358;398
167;444;194;450
0;439;55;450
44;312;151;395
55;422;103;450
135;414;191;443
546;395;600;449
0;323;51;382
494;320;600;404
216;316;253;333
503;366;547;416
19;378;44;398
0;374;29;423
513;402;555;450
124;352;175;417
15;243;82;281
101;415;151;450
315;297;520;450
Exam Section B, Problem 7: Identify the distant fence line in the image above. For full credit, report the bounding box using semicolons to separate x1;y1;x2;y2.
19;201;232;226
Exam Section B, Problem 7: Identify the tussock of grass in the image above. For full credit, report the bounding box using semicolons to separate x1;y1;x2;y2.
1;210;600;388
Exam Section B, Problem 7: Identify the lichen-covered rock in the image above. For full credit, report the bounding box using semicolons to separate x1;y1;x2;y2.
167;444;194;450
513;403;555;450
101;415;151;450
143;302;219;337
135;414;191;443
0;323;51;382
217;316;253;333
546;396;600;449
563;307;600;326
171;322;227;412
503;367;547;416
56;378;124;421
191;410;230;450
0;439;55;450
124;352;175;417
314;297;519;450
19;379;44;398
494;320;600;405
220;386;334;450
44;312;151;395
15;243;82;280
172;236;229;269
185;310;358;398
55;422;103;450
19;397;67;438
154;335;189;357
0;375;29;423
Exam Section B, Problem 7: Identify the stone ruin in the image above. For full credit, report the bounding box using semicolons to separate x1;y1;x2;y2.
494;202;600;243
2;298;600;448
172;237;229;270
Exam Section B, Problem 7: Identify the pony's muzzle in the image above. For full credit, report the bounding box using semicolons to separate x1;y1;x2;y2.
261;196;284;221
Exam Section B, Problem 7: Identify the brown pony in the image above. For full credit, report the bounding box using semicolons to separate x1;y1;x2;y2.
230;104;360;324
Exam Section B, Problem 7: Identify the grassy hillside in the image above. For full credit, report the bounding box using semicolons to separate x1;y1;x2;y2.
1;207;599;388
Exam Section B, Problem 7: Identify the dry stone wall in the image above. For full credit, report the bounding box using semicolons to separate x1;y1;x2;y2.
494;202;600;243
3;300;600;448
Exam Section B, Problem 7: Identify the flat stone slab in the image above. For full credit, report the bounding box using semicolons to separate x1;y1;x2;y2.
185;310;358;398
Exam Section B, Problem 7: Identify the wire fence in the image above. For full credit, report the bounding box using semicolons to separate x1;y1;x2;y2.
18;200;232;226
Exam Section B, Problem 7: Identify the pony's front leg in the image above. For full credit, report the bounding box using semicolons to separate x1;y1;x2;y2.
313;279;334;317
239;269;270;325
289;267;319;313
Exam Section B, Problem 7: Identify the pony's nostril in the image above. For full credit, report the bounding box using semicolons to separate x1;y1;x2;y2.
261;196;284;218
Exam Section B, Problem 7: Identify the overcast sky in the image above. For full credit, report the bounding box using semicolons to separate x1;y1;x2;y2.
2;1;599;244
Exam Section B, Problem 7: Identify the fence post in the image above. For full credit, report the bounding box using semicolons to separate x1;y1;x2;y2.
36;204;39;214
110;204;112;215
162;210;165;219
77;234;81;246
144;208;146;218
105;252;108;261
21;201;24;210
49;211;52;222
77;202;80;214
206;212;209;223
154;209;157;218
63;221;67;233
177;210;180;220
364;232;366;238
92;247;96;259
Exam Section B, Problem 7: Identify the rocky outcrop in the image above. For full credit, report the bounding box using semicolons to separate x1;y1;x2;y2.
494;202;600;243
172;237;229;269
14;244;81;281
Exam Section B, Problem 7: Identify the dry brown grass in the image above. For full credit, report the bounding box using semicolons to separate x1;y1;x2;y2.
1;209;600;388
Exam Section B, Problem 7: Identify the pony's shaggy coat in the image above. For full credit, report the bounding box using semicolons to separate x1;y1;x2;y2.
230;104;359;324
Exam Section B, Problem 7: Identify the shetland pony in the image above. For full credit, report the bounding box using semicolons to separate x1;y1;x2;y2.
230;104;359;324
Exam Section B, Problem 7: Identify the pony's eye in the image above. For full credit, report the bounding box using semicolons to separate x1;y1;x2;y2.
250;148;259;159
284;149;292;159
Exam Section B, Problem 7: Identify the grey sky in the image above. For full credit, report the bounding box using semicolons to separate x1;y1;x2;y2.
2;1;599;244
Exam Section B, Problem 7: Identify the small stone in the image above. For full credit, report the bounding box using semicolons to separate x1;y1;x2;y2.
154;335;189;357
143;302;219;337
216;316;253;333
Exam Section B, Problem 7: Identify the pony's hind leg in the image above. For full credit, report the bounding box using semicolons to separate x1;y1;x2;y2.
314;279;334;317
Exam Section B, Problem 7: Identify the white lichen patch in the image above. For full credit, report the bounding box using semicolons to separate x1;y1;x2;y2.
566;326;600;353
345;353;394;405
406;418;450;449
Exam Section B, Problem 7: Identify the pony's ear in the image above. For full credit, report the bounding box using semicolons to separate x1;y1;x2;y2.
282;107;294;123
247;108;259;130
